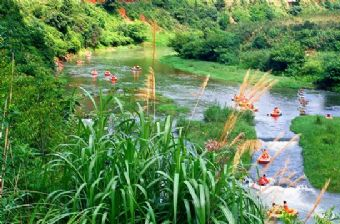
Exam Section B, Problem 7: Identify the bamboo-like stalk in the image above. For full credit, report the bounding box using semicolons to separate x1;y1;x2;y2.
304;179;331;224
152;21;157;68
1;53;15;198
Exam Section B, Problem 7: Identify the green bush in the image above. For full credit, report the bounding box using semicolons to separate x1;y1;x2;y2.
119;22;148;44
232;7;251;22
204;105;254;125
240;50;270;71
289;5;302;16
317;55;340;90
268;40;305;74
204;105;232;122
300;59;324;76
100;30;131;46
249;3;276;22
170;30;240;63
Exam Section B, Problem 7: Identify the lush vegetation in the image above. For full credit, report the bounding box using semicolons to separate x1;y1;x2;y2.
1;0;340;223
1;93;266;223
160;55;313;89
162;0;340;91
291;116;340;192
178;105;257;166
6;0;148;57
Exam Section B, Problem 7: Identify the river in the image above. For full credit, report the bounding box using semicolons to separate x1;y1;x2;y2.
64;46;340;222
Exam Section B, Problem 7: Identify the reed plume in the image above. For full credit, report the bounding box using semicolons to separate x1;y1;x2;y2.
136;67;156;117
235;71;276;111
233;139;261;173
218;111;239;147
232;140;248;173
186;75;210;131
229;132;245;147
304;179;331;224
238;69;250;98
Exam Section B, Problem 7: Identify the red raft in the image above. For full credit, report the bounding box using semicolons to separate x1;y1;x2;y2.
257;156;271;164
104;71;111;77
91;70;98;76
270;113;282;117
111;75;118;82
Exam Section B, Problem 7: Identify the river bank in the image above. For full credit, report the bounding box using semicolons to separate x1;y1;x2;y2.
160;55;315;90
291;115;340;193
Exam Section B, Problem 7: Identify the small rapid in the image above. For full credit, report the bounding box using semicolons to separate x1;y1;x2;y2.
64;47;340;222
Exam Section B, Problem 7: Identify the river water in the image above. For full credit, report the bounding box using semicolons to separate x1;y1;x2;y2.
64;46;340;221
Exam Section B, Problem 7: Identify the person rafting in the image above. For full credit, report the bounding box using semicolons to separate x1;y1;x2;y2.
298;89;304;96
233;94;245;102
299;97;309;106
299;108;306;116
258;149;271;164
283;201;297;214
268;203;281;215
104;71;111;76
76;60;84;65
325;114;333;119
261;149;270;159
258;174;270;186
247;103;255;110
91;69;98;76
273;107;281;114
233;94;238;101
111;75;118;82
270;107;281;117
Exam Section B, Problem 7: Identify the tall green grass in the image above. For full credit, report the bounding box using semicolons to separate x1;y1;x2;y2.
2;92;265;223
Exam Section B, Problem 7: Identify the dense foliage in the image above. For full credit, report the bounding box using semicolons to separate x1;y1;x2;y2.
161;0;340;91
170;19;340;90
1;0;340;223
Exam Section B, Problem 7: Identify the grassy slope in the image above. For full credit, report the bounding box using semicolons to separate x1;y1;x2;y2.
291;116;340;192
160;56;314;89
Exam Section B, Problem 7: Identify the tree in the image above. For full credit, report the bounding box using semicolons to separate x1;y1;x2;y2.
268;41;305;74
317;56;340;90
103;0;116;11
215;0;225;11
